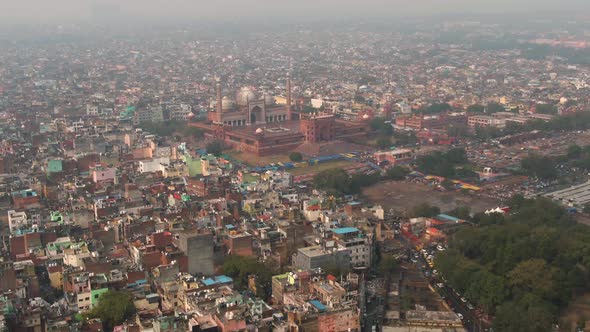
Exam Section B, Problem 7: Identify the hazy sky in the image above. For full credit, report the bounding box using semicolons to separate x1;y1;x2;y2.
1;0;590;23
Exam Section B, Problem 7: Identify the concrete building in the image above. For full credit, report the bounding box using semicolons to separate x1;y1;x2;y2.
8;210;28;234
91;165;117;184
374;149;413;166
138;157;171;174
137;105;164;123
292;245;350;271
175;231;215;276
332;227;372;268
467;115;506;128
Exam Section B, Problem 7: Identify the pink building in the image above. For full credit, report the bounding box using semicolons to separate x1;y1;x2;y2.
91;165;117;184
374;148;413;166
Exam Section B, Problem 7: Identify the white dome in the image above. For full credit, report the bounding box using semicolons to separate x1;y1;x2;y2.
264;94;275;105
221;96;235;110
236;87;258;106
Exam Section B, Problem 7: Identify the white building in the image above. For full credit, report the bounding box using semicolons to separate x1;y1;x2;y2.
138;157;170;174
8;210;28;234
332;227;372;268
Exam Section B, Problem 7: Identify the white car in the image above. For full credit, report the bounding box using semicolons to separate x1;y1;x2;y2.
457;313;464;320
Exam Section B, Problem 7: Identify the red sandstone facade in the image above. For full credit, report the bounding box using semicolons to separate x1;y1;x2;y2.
191;76;369;156
395;113;467;131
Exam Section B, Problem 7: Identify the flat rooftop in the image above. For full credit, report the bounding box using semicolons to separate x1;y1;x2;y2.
332;227;359;235
298;245;331;257
545;180;590;206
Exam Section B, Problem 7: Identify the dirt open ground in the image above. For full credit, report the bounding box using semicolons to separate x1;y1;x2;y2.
363;181;500;214
227;151;291;166
561;293;590;331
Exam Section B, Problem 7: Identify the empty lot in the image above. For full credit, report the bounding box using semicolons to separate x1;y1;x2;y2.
363;180;500;214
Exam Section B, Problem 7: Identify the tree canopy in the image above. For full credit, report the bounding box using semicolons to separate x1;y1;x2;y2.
535;103;558;115
435;197;590;331
313;168;354;195
83;290;136;331
486;102;505;114
376;136;392;150
369;117;393;136
466;104;485;114
138;120;185;137
415;148;469;179
567;144;582;159
222;255;273;299
386;166;410;181
520;154;557;179
419;103;452;115
313;168;382;196
206;140;224;156
410;202;441;218
289;152;303;162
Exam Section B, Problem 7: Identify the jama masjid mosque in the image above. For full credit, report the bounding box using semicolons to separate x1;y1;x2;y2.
192;75;369;156
207;76;293;126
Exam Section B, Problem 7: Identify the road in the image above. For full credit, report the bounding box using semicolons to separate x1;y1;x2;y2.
398;227;490;332
414;248;490;332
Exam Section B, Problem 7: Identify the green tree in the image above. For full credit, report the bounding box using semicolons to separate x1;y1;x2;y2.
369;117;393;136
567;144;582;159
434;197;590;331
486;102;505;114
504;121;525;135
138;120;189;137
206;140;224;156
445;148;468;164
466;104;485;114
350;172;381;193
441;178;455;190
393;131;417;145
222;255;273;299
521;154;557;179
313;168;354;195
84;291;136;331
508;259;555;296
447;124;470;138
289;152;303;162
448;206;471;220
376;136;392;150
182;126;204;139
410;203;440;218
386;166;410;180
536;103;558;115
415;148;467;178
420;103;452;114
475;126;502;140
